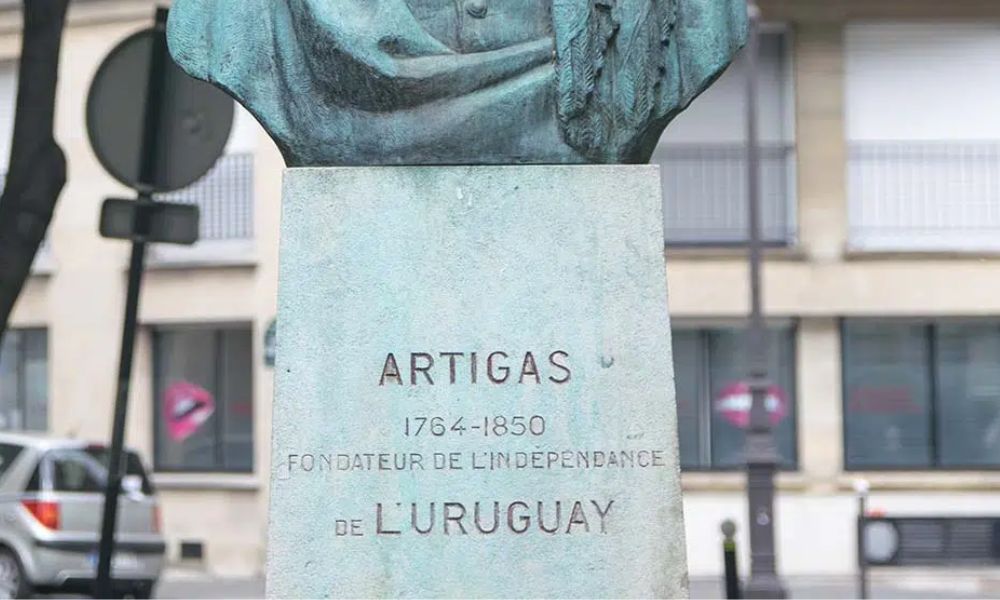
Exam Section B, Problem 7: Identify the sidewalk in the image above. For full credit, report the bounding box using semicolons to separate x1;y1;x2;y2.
154;571;263;600
690;572;999;599
152;572;1000;599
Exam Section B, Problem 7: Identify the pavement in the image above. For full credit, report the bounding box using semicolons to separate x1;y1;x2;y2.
154;575;263;599
689;572;1000;599
145;571;1000;599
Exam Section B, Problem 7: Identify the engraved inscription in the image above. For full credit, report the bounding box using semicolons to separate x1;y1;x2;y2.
278;345;663;540
379;350;571;386
374;499;615;536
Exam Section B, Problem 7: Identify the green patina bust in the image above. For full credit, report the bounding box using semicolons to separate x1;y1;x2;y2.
167;0;747;166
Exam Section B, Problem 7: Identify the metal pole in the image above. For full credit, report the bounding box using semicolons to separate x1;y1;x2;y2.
743;3;787;598
95;7;168;598
721;519;742;600
855;479;870;600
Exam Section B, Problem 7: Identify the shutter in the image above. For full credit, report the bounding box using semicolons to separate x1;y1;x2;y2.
654;31;795;244
846;23;1000;251
846;23;1000;141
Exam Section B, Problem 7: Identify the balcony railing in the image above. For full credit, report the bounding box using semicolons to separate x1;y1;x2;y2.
849;142;1000;252
156;152;254;242
652;144;796;246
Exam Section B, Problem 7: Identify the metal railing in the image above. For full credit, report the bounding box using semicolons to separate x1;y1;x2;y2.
849;142;1000;251
157;152;254;242
653;144;796;246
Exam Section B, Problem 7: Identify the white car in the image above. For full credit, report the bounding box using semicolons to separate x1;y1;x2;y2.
0;433;165;598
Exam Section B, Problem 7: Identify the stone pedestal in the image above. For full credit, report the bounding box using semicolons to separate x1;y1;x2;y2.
267;166;687;598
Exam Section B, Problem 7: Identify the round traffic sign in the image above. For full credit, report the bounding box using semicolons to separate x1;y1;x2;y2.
863;520;900;564
86;27;233;193
715;382;789;429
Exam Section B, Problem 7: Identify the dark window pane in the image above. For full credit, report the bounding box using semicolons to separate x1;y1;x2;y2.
155;329;219;471
25;466;40;492
0;330;48;432
707;328;797;469
22;331;48;431
154;326;254;472
0;332;17;429
0;443;22;480
50;452;104;493
84;448;155;495
672;331;705;469
221;329;254;472
935;323;1000;467
672;325;797;471
844;322;932;468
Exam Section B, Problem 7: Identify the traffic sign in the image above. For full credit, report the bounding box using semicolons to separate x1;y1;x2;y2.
715;381;789;428
99;198;199;245
86;27;233;193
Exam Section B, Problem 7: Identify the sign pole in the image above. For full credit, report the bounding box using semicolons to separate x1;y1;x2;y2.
94;7;168;598
743;2;787;598
855;480;870;600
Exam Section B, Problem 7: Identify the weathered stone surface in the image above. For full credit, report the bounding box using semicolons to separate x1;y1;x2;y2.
167;0;746;166
269;166;686;598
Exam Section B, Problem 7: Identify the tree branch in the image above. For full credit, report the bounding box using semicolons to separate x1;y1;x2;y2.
0;0;70;348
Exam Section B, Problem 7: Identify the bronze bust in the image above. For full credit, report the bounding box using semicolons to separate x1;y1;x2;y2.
167;0;747;166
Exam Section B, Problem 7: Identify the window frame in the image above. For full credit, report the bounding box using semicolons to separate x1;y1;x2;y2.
673;319;800;472
844;22;1000;253
841;317;1000;471
151;323;255;474
658;23;798;249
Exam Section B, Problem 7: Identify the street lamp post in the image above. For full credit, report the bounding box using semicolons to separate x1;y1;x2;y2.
743;2;787;598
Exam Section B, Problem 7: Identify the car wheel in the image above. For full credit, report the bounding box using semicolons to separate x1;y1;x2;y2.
0;548;29;599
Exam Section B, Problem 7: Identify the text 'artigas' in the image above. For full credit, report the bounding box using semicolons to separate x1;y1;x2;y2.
379;350;571;386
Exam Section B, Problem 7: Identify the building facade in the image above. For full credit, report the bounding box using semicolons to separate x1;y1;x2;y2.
3;0;1000;579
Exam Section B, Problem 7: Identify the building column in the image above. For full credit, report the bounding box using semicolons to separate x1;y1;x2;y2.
796;317;843;490
795;22;847;262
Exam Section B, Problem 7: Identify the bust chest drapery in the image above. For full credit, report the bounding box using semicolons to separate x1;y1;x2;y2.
167;0;748;166
404;0;552;53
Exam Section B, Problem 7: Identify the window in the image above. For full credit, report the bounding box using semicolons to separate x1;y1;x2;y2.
156;151;254;243
29;449;152;493
844;320;1000;469
846;23;1000;251
654;28;796;246
672;324;797;469
153;326;254;472
84;447;155;495
0;329;48;431
149;106;259;264
0;444;22;481
50;451;105;493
